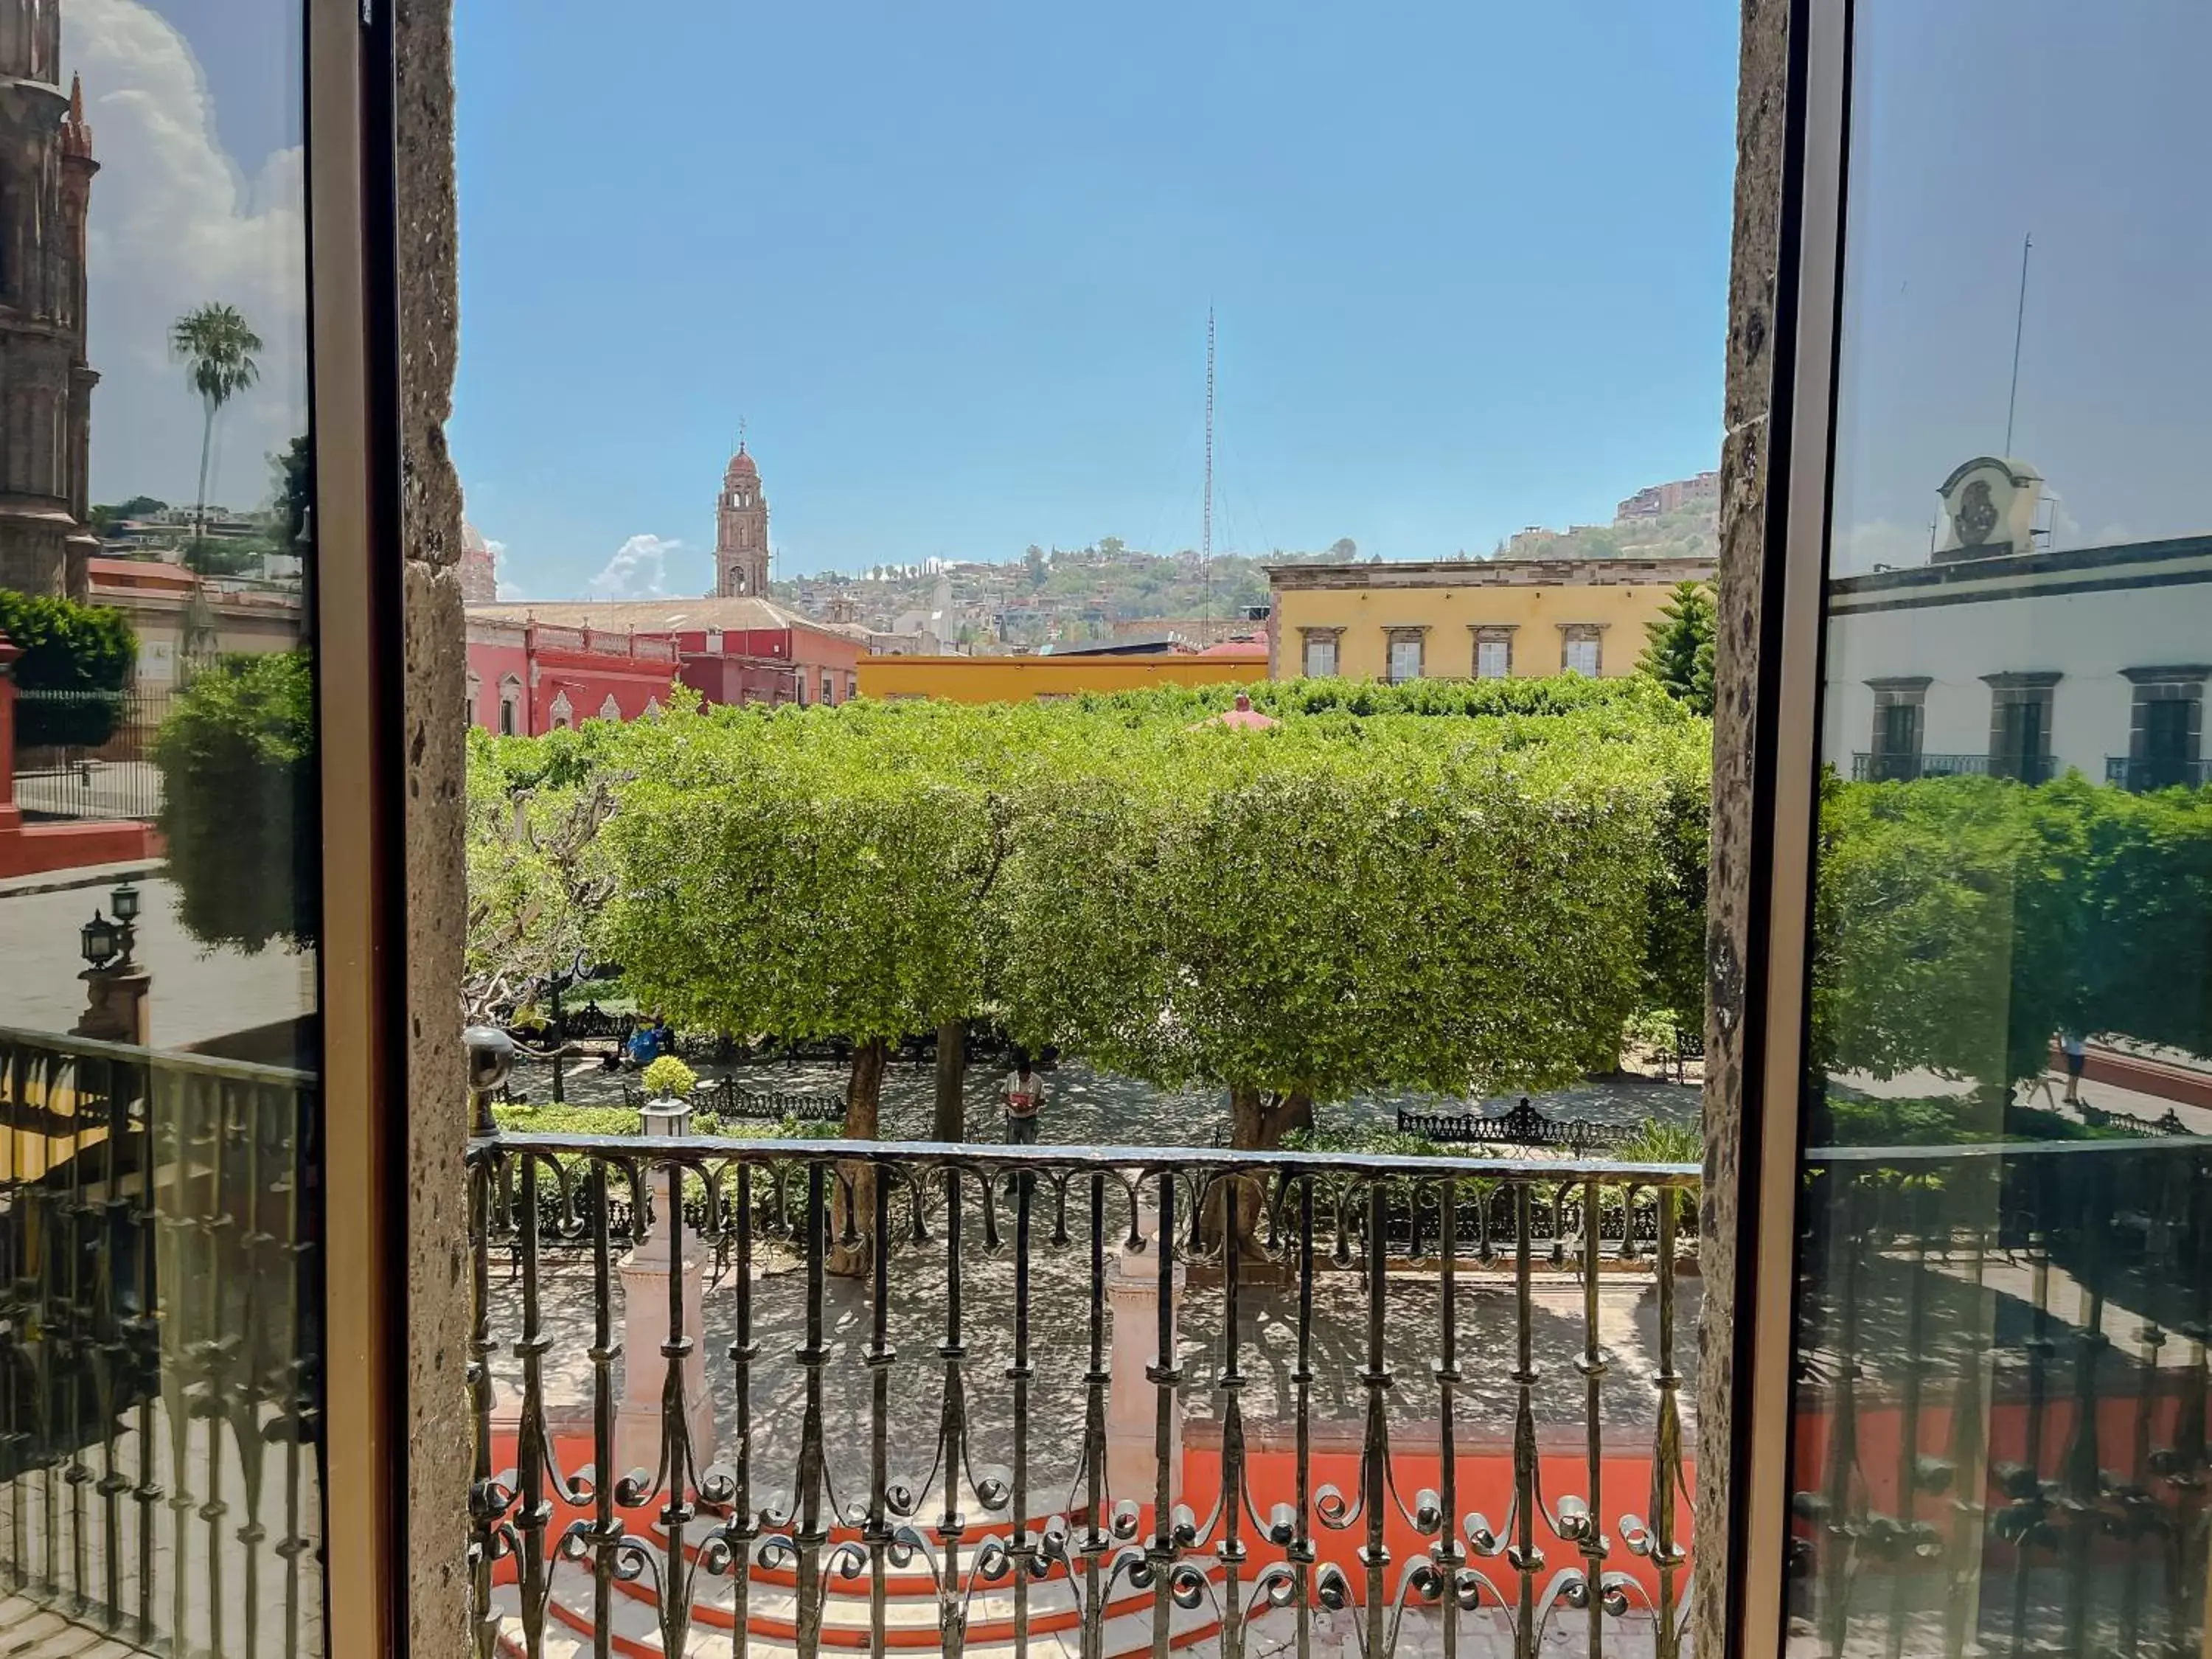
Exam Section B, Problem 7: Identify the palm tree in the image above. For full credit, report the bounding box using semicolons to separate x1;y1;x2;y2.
170;302;262;564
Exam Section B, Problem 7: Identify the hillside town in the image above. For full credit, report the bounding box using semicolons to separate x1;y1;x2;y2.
436;438;1719;730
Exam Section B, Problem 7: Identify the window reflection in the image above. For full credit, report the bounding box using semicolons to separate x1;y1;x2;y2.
0;0;323;1652
1793;3;2212;1654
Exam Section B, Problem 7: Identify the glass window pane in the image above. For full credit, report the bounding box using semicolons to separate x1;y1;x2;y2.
0;0;325;1649
1792;5;2212;1655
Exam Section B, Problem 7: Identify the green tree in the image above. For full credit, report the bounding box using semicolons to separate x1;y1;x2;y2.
464;725;619;1024
1636;580;1717;717
1812;772;2212;1123
0;591;136;748
599;704;1020;1267
170;302;263;561
153;650;317;953
87;495;167;537
271;433;313;560
1000;714;1668;1159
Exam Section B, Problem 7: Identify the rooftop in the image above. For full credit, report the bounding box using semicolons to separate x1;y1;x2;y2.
1265;556;1715;590
467;595;841;639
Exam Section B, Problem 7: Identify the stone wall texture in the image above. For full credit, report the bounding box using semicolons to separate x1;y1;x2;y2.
395;1;472;1655
1694;0;1792;1652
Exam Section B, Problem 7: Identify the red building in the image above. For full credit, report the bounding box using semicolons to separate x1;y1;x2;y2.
467;597;863;721
463;615;679;736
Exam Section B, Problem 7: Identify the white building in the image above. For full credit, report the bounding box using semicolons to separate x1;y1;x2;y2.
1823;457;2212;790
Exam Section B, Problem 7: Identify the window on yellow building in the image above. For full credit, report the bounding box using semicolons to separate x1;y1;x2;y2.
1301;632;1339;678
1560;626;1602;676
1473;628;1514;678
1385;630;1425;684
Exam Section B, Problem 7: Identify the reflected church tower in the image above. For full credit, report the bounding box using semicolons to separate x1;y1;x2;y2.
714;441;769;598
0;0;98;597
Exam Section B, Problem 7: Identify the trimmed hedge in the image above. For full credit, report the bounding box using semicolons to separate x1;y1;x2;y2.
153;651;318;953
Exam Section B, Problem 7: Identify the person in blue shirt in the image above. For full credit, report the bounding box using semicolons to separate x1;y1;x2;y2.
626;1025;658;1068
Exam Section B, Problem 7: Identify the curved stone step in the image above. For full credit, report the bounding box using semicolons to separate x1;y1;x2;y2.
615;1556;1183;1645
495;1563;1224;1658
648;1516;1105;1598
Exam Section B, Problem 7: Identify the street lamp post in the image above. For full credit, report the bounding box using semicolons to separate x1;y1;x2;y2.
73;883;151;1044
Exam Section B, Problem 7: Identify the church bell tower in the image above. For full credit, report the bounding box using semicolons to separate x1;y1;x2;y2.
0;2;100;597
714;442;769;597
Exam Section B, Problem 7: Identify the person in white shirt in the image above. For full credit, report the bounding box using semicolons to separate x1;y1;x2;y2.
2059;1030;2088;1105
1004;1055;1045;1144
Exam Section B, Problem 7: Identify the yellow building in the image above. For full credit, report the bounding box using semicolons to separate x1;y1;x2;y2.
856;647;1268;703
1265;557;1712;682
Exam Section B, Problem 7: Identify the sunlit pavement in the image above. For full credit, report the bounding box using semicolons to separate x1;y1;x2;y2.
0;875;314;1051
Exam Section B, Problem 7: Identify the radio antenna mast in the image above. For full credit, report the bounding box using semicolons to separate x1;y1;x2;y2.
1202;305;1216;625
2005;233;2032;454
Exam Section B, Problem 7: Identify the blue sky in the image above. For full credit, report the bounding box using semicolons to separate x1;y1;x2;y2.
63;3;2210;596
1827;0;2212;572
449;3;1742;597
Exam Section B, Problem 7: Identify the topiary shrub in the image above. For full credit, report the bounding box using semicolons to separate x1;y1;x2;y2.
640;1054;697;1100
153;650;317;953
0;591;136;748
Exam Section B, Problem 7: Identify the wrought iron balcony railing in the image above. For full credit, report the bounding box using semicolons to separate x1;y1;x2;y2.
0;1025;324;1659
1849;753;2058;784
1788;1136;2212;1659
2104;755;2212;791
466;1116;1701;1659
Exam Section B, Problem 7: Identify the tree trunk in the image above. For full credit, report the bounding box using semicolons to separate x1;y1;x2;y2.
932;1018;966;1143
1212;1079;1283;1256
192;402;215;560
828;1037;887;1278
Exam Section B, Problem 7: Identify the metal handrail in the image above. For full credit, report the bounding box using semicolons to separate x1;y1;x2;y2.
467;1094;1700;1659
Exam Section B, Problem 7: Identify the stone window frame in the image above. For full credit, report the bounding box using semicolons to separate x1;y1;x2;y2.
1981;671;2061;780
1557;622;1607;675
465;671;481;727
821;671;835;706
2121;666;2210;759
498;673;523;737
1470;625;1517;680
598;692;622;721
1865;675;1930;779
1298;626;1344;679
1383;625;1429;684
548;689;575;731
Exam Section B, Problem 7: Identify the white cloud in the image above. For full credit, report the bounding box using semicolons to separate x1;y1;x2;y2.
66;0;309;512
589;535;684;601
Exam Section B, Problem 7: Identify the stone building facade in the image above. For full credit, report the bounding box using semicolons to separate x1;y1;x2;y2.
0;0;97;597
458;518;496;602
714;442;768;597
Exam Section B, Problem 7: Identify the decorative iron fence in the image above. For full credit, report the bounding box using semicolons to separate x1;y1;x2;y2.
1398;1096;1629;1154
2078;1099;2197;1138
0;1026;324;1659
1848;753;2058;785
2104;756;2212;792
10;687;172;822
465;1038;1700;1659
1787;1138;2212;1659
618;1077;845;1122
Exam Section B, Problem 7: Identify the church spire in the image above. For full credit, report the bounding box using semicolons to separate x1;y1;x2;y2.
714;435;770;598
61;72;94;161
